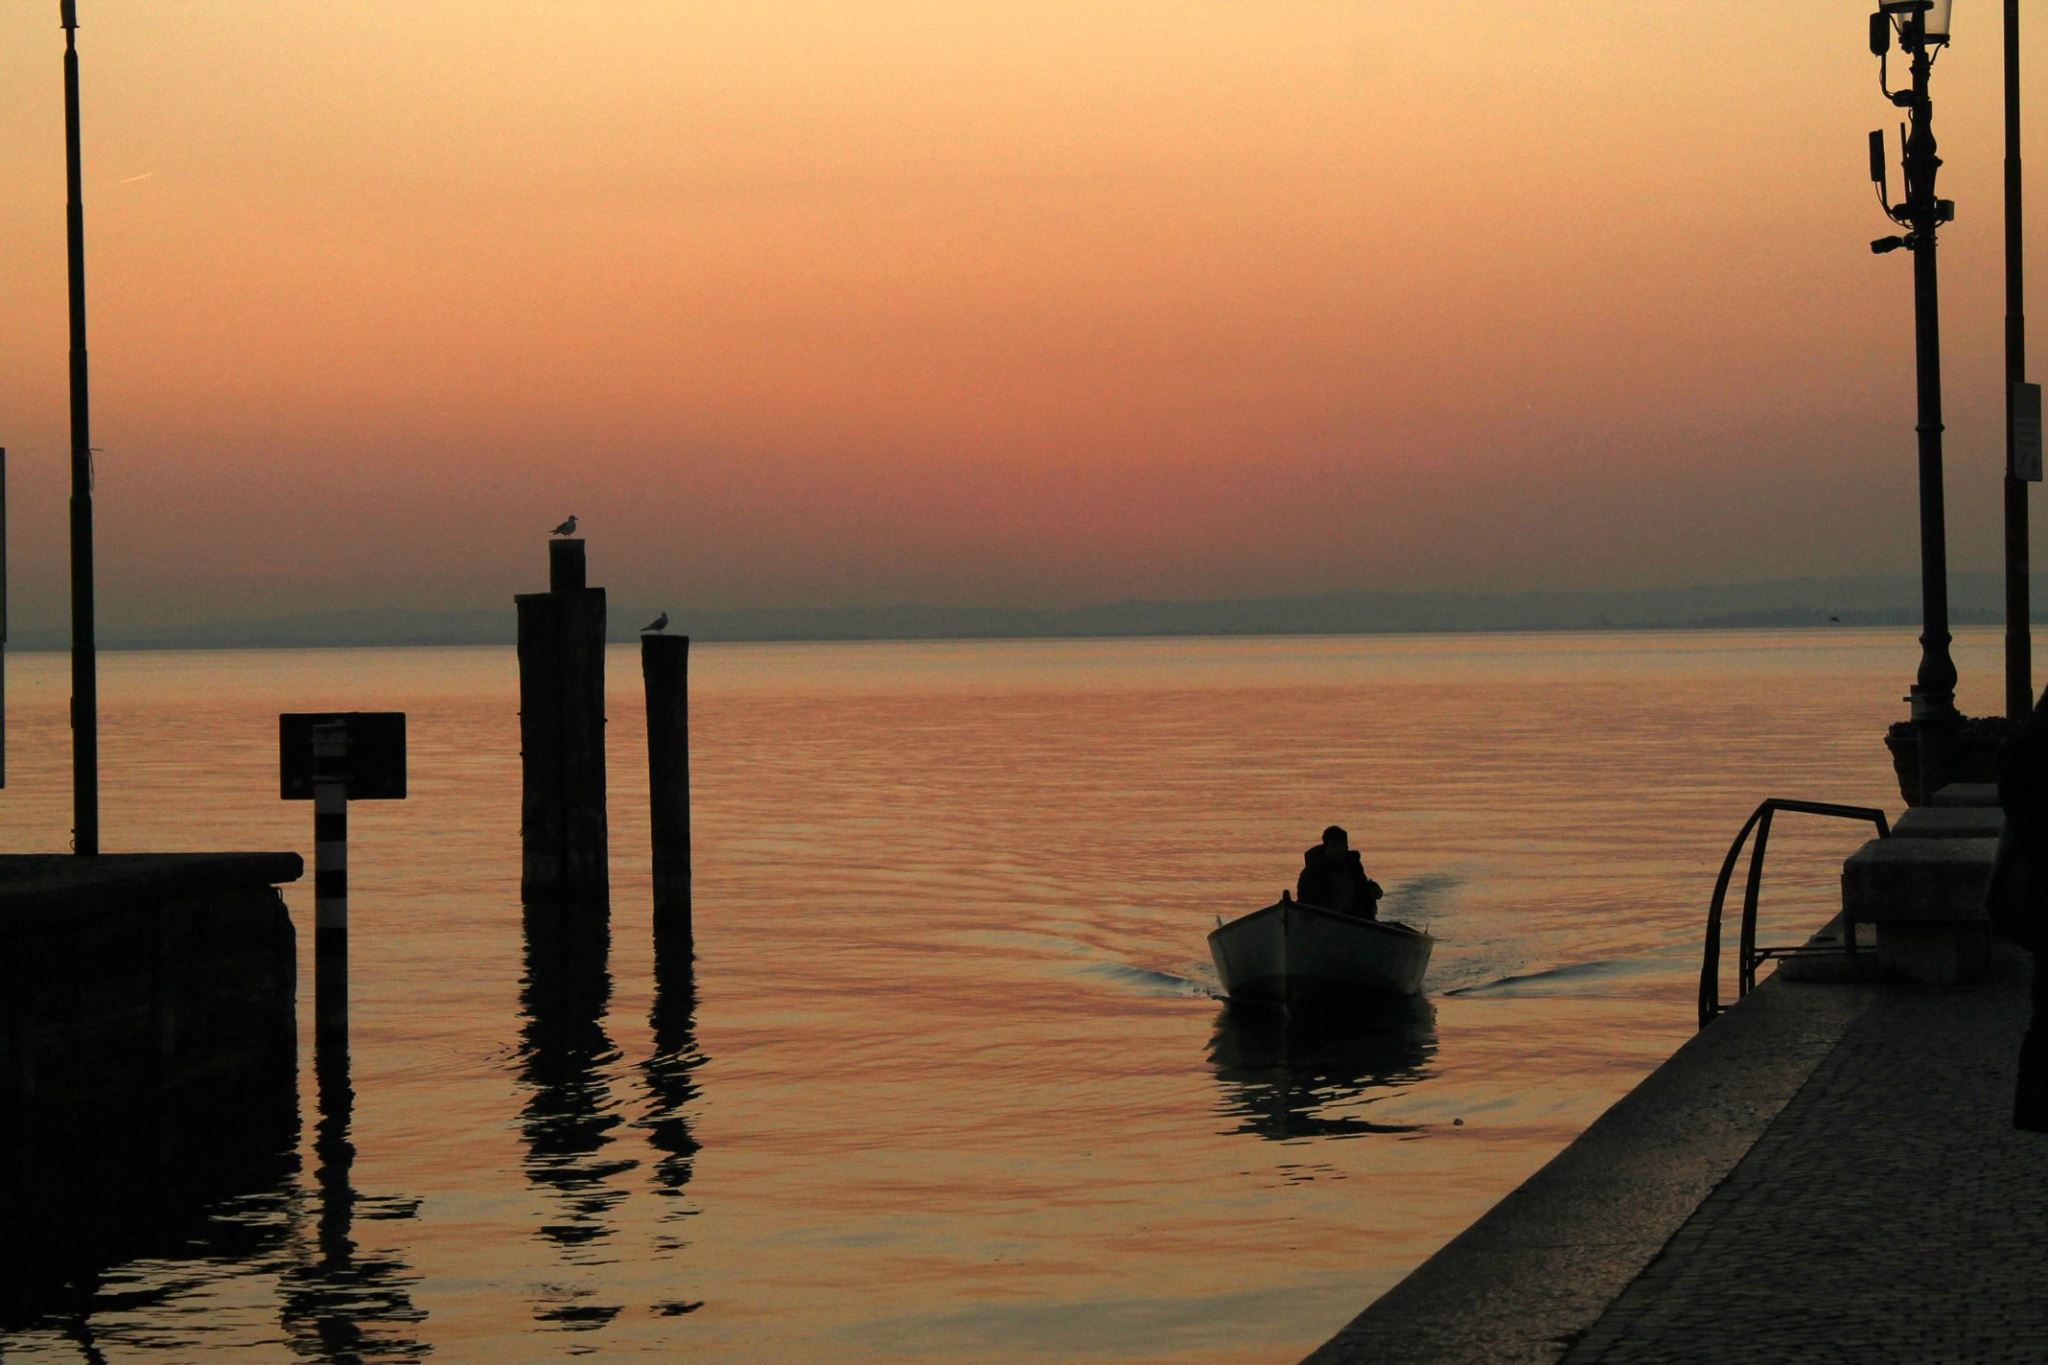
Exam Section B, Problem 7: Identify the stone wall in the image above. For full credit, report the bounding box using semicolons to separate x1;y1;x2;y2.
0;853;301;1158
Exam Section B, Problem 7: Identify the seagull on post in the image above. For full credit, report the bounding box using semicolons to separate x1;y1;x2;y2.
551;515;578;537
641;612;669;634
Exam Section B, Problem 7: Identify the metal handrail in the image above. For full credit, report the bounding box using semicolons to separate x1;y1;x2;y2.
1697;798;1891;1029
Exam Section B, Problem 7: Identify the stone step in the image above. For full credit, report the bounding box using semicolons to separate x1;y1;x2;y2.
1892;805;2004;840
1841;835;1995;985
1772;914;1883;984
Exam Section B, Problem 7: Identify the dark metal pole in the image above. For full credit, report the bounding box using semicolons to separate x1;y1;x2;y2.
61;0;98;855
1902;17;1960;797
2005;0;2032;720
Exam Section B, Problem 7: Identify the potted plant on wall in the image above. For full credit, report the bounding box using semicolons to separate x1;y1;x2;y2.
1885;713;2019;805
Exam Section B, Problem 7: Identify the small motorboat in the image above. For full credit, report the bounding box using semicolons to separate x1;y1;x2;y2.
1208;892;1434;1006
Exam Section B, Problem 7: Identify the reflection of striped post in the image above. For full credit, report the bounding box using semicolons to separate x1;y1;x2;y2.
313;721;349;932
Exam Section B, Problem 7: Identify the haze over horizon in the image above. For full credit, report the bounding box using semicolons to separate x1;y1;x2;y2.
3;3;2047;636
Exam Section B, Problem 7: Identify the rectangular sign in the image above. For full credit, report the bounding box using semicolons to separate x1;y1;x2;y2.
280;711;407;800
2015;381;2043;483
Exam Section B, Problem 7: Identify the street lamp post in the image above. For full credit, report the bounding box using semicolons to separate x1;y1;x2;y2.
61;0;98;854
2002;0;2031;722
1869;0;1960;803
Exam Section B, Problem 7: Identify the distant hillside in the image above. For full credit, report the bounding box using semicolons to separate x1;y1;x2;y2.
5;572;2036;651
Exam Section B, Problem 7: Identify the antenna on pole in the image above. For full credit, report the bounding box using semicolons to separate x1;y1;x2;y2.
62;0;99;854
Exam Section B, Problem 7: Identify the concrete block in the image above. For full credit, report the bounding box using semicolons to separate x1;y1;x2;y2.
1875;921;1993;986
1842;836;1996;985
1932;782;2000;808
1841;837;1996;925
1892;805;2004;840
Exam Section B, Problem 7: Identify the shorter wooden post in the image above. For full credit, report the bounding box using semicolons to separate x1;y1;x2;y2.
550;538;587;592
642;633;692;948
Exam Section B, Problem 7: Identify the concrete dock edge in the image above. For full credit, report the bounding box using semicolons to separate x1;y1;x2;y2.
1306;973;1880;1364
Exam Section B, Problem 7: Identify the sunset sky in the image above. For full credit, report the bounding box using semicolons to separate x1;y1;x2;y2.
2;2;2046;632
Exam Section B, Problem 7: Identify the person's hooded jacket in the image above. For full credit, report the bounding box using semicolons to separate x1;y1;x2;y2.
1296;845;1383;919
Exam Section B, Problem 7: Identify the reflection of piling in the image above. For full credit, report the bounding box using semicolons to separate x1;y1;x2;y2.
641;633;692;948
645;953;703;1204
516;903;623;1257
517;540;608;906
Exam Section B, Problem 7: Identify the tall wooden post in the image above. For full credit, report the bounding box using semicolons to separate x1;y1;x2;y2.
642;633;692;949
517;539;608;906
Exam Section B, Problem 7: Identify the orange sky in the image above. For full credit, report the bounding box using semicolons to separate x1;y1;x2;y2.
2;2;2046;630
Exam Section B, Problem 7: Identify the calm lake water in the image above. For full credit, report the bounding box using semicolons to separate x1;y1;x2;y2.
0;627;1997;1361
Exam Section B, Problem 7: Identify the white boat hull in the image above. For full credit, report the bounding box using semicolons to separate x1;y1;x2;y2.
1208;899;1433;1005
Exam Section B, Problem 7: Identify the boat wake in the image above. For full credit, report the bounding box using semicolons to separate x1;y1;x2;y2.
1087;962;1223;1000
1442;957;1646;997
1383;870;1462;923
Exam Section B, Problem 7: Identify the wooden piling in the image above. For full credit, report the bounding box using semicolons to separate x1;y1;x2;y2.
516;539;609;906
549;537;586;593
642;633;692;947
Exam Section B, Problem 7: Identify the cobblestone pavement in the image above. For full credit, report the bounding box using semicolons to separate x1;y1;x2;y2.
1310;966;1875;1364
1564;951;2048;1363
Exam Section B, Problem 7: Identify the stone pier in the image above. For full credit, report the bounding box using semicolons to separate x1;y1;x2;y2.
1310;780;2042;1363
0;853;301;1189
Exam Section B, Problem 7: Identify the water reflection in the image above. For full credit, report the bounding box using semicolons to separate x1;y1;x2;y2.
516;904;634;1328
1208;998;1438;1141
637;943;707;1329
642;936;705;1210
278;1011;430;1360
0;1058;298;1350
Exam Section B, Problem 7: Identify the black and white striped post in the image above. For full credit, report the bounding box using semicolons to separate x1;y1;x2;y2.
313;720;349;935
282;711;406;1036
312;718;349;1033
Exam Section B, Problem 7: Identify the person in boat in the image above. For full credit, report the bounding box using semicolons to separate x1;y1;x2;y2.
1296;825;1384;919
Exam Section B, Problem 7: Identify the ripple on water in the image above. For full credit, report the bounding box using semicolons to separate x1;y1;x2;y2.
0;628;1952;1360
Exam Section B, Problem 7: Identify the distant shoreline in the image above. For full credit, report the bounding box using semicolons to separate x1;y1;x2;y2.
4;607;2036;654
3;570;2038;654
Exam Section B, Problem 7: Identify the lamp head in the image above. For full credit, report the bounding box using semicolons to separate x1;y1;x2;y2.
1879;0;1951;48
